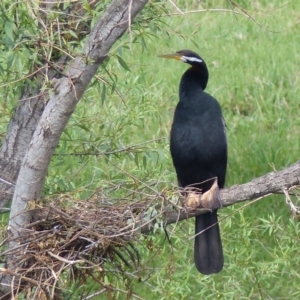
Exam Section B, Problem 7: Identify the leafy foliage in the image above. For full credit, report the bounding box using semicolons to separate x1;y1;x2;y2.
1;0;300;299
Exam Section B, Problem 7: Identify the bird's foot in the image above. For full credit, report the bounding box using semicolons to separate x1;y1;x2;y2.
184;178;222;211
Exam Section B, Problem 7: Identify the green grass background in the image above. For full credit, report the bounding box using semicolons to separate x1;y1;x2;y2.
1;0;300;299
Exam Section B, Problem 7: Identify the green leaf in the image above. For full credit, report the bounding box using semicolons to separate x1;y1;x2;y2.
15;54;23;77
5;21;14;41
143;155;147;169
76;123;91;132
101;83;106;104
68;30;78;40
116;55;130;72
83;0;92;14
134;153;139;167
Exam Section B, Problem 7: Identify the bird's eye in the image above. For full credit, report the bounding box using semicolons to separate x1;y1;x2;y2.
181;56;188;63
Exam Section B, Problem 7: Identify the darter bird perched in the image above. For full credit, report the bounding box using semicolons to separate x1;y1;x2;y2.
159;50;227;275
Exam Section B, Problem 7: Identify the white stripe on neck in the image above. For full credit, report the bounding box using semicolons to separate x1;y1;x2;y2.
181;56;202;63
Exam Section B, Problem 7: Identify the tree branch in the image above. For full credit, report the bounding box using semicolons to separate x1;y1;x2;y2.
141;160;300;232
221;159;300;206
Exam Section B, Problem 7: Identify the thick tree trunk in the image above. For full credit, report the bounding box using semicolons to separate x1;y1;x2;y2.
0;58;69;210
0;88;45;208
0;0;148;297
0;0;99;210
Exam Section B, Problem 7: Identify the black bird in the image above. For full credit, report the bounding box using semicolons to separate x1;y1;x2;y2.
160;50;227;275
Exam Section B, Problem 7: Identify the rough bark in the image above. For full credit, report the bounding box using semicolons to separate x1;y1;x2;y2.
0;87;45;208
0;0;95;210
8;0;149;225
0;55;71;210
0;0;149;297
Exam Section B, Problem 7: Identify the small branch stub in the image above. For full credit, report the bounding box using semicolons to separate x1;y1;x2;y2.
283;188;300;219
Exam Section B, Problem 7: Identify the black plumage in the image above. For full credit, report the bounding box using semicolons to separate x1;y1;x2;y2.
160;50;227;275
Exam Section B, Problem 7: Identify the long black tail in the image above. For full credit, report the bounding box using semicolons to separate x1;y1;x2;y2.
194;210;223;274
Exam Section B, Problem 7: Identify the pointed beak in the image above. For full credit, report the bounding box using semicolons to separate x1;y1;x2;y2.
158;53;182;61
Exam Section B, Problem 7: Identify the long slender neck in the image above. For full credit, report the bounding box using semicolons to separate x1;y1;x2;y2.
179;66;209;102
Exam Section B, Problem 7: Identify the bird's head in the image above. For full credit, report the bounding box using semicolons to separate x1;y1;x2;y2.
159;49;209;90
159;49;205;66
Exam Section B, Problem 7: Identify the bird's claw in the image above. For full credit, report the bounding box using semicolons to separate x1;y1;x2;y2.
184;178;222;211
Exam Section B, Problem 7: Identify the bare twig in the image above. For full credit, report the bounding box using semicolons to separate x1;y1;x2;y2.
283;188;300;219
